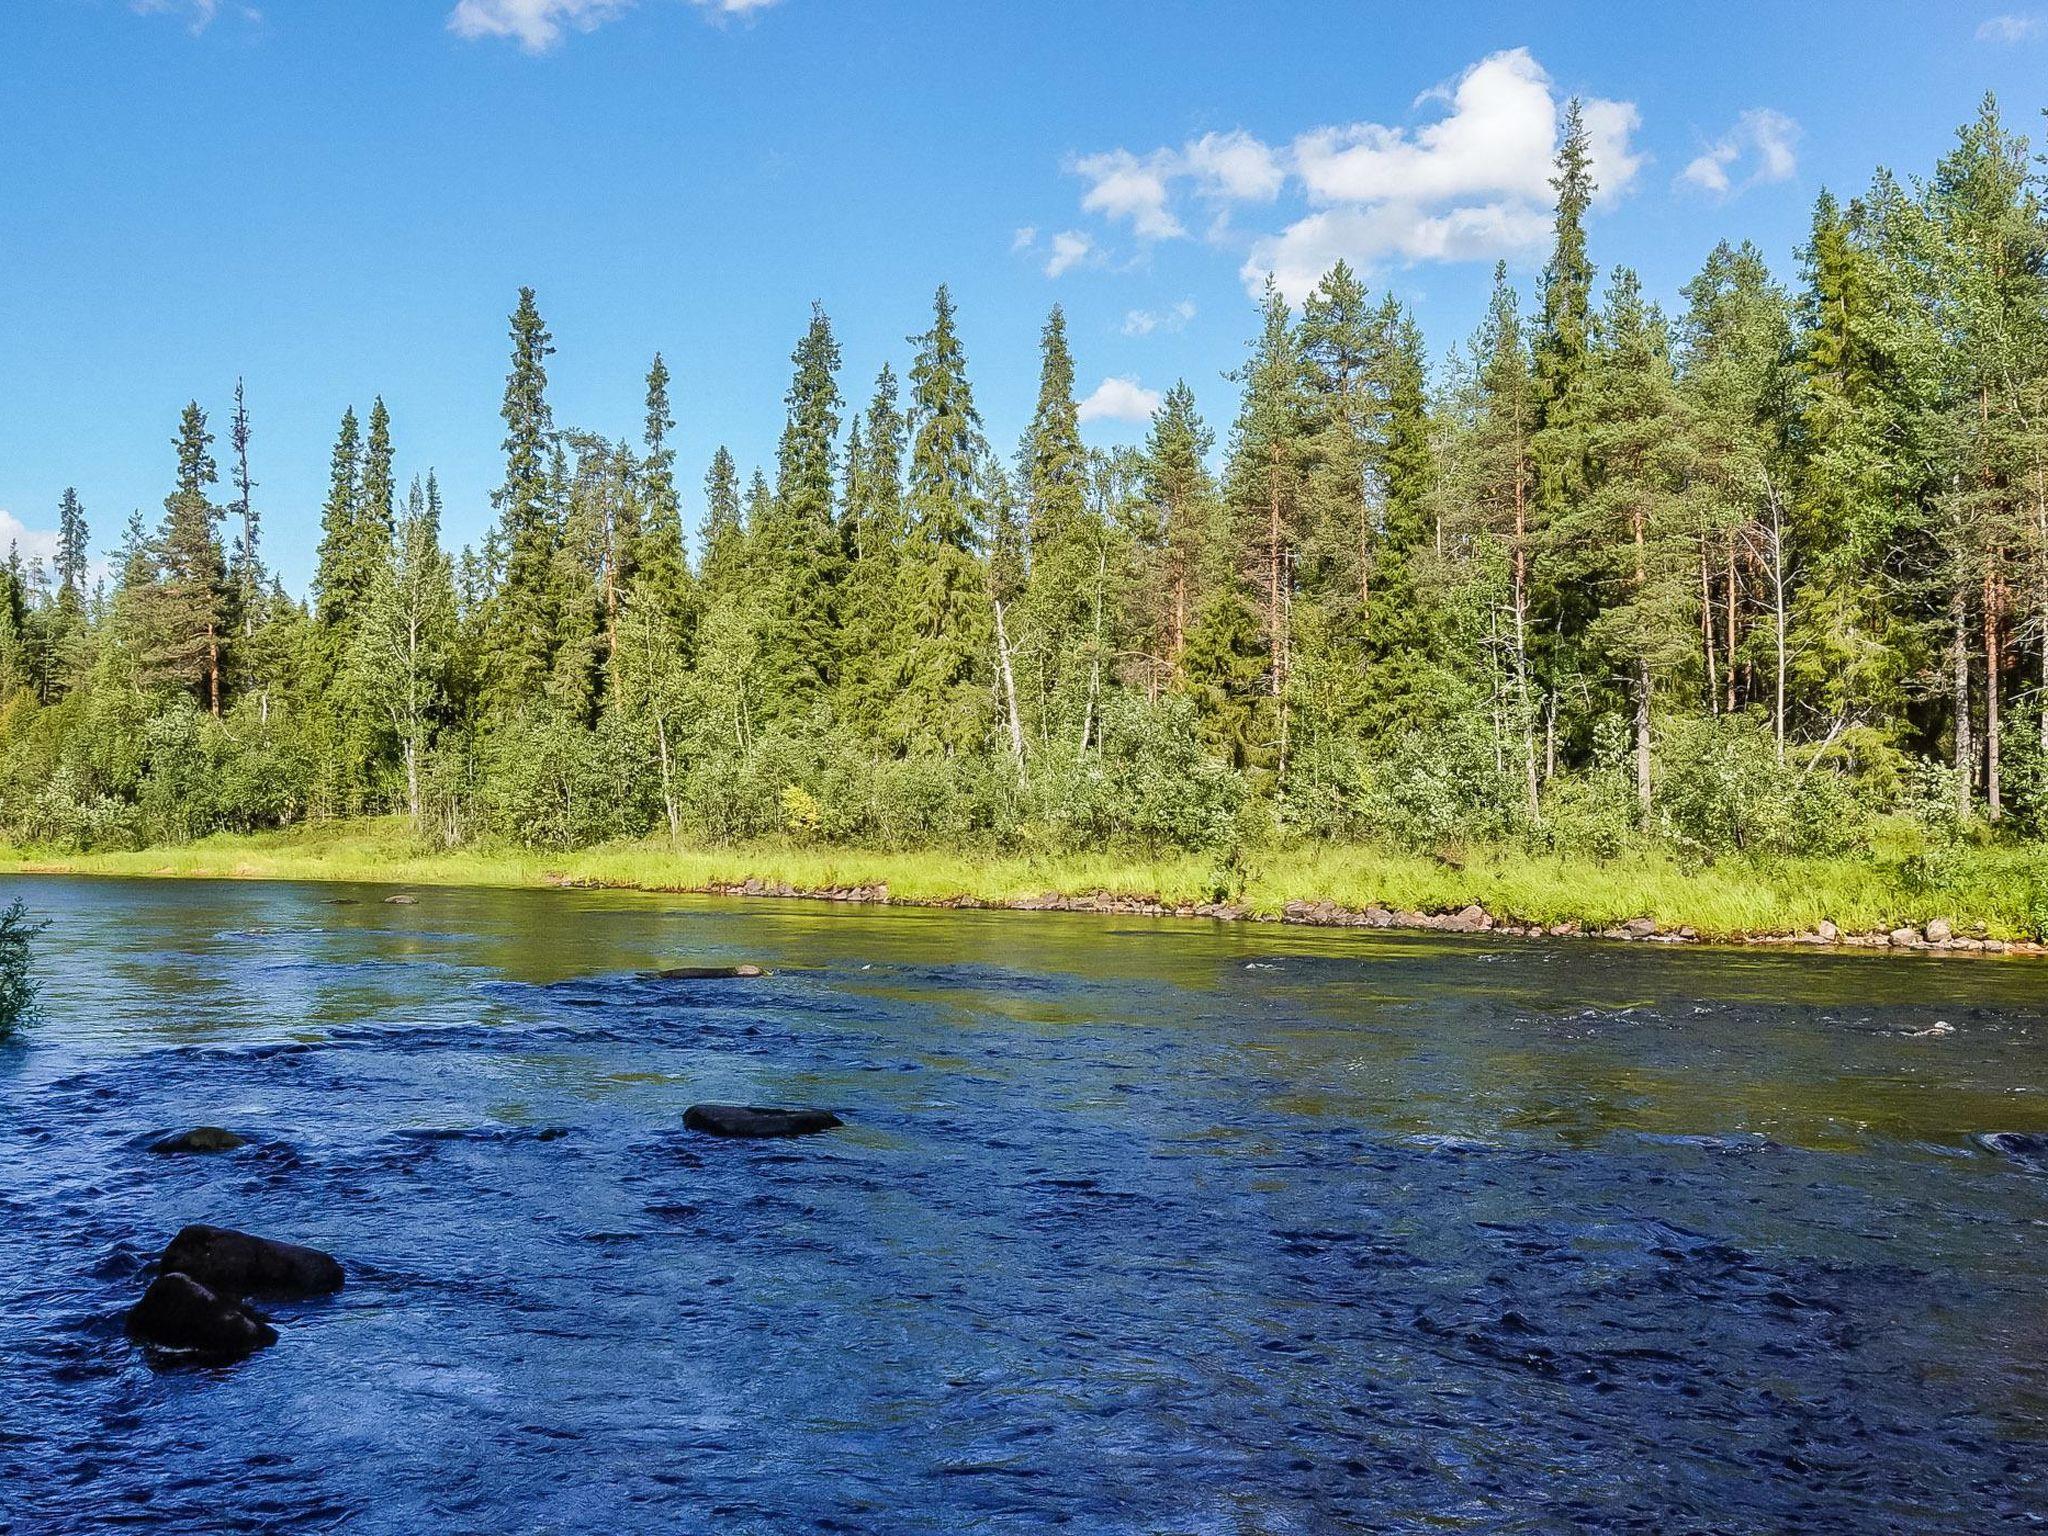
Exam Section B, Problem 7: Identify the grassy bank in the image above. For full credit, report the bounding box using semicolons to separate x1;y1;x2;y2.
5;819;2048;947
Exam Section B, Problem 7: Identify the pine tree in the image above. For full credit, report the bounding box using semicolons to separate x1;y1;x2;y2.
485;286;561;714
1222;278;1308;779
1137;381;1221;695
1016;304;1099;744
700;447;746;598
894;285;991;751
838;364;908;733
1572;271;1694;824
633;354;691;637
361;396;397;565
762;304;845;707
313;406;364;625
227;379;262;635
153;401;230;712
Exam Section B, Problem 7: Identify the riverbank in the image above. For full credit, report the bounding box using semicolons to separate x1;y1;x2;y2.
4;820;2046;953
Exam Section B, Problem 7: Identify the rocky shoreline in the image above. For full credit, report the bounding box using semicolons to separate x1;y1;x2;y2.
551;874;2048;957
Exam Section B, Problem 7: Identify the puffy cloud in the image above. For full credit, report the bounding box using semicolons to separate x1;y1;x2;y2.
1680;108;1800;196
1181;130;1285;202
1070;148;1184;239
1977;14;2043;41
1011;226;1038;252
1122;300;1196;337
1068;49;1643;300
1077;376;1163;424
1043;230;1096;278
0;511;60;569
449;0;778;53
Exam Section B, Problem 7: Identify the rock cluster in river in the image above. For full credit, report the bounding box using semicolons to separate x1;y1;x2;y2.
125;1223;344;1364
545;874;2047;955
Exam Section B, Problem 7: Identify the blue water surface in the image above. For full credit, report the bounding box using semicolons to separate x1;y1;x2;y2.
1;877;2044;1533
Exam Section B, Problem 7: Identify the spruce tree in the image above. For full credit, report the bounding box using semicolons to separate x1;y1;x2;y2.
154;401;230;712
763;304;845;706
485;286;561;714
633;354;691;636
313;406;364;625
895;285;991;751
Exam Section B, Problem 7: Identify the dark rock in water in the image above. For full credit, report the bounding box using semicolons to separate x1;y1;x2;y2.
159;1224;344;1299
323;898;360;906
384;893;419;906
127;1272;277;1360
644;964;767;981
1980;1131;2048;1172
150;1127;247;1155
683;1103;842;1139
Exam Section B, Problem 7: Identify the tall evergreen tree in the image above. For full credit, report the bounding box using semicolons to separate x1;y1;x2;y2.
485;286;561;713
153;401;229;713
894;285;990;750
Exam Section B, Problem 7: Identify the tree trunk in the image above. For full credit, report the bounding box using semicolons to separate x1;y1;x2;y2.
1701;540;1719;716
1513;462;1538;820
654;708;679;847
1767;492;1788;766
992;598;1026;763
1635;658;1653;831
2036;454;2047;760
1953;590;1973;817
404;736;421;829
1267;442;1284;701
1725;539;1739;713
1985;564;2002;821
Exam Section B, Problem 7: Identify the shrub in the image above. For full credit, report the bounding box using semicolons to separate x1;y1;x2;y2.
0;897;45;1040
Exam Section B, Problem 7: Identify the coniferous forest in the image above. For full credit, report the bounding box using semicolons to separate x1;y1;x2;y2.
5;99;2048;874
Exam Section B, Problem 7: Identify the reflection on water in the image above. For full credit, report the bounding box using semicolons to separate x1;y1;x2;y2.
2;876;2044;1533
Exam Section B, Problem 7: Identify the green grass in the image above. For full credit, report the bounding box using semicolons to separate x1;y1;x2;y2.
4;818;2045;944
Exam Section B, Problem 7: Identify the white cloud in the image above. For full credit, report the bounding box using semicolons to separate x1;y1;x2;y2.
1070;148;1185;239
1011;225;1038;252
1043;230;1095;279
1977;14;2044;41
449;0;778;52
1122;300;1196;337
1067;49;1644;301
1182;130;1285;202
1077;376;1163;424
131;0;262;34
1680;108;1800;196
0;511;60;569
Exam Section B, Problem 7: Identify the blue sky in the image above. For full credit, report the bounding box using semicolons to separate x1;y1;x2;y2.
3;0;2046;588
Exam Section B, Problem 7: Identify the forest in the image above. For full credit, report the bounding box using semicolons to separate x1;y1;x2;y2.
3;97;2046;874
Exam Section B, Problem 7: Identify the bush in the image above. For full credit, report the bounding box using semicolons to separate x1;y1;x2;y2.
478;710;661;849
1346;713;1525;851
1652;713;1871;857
0;897;45;1039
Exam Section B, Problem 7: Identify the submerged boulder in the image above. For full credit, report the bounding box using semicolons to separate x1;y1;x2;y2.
644;964;767;981
127;1272;277;1360
384;893;419;906
1980;1131;2048;1173
159;1224;344;1299
683;1103;842;1139
149;1127;247;1155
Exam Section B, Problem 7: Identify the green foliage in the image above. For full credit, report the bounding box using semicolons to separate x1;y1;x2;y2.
5;101;2048;883
0;897;44;1039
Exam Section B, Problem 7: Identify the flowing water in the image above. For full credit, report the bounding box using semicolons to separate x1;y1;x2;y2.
1;875;2044;1534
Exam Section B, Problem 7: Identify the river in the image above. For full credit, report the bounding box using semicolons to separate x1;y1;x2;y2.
1;876;2043;1533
